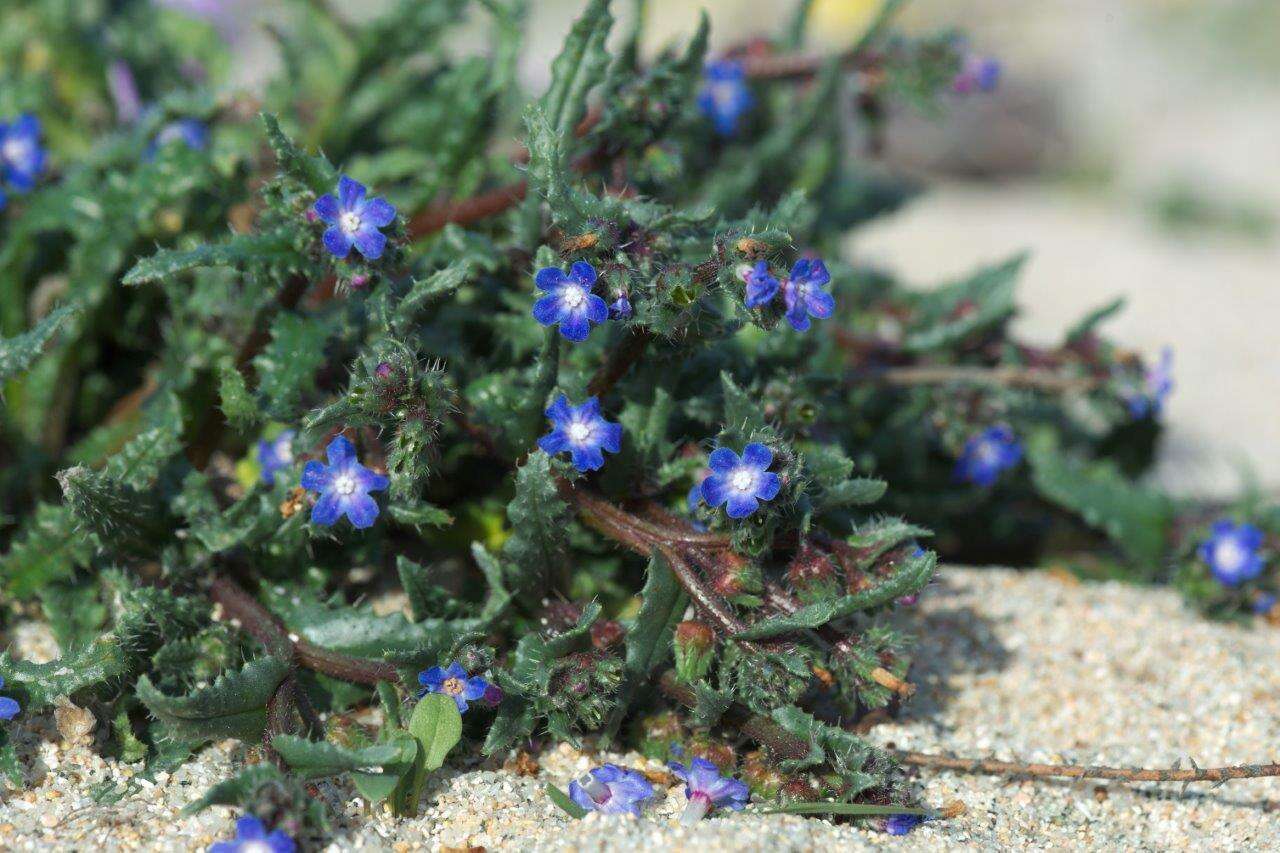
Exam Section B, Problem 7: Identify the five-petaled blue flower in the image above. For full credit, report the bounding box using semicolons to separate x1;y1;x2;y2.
314;175;397;261
209;815;295;853
153;119;209;153
300;435;389;529
1199;520;1266;587
784;258;834;332
954;426;1022;486
953;55;1001;94
700;443;782;519
742;260;780;309
698;61;753;137
0;677;19;721
884;813;926;836
568;764;654;816
532;262;608;342
418;662;491;713
669;757;749;824
257;430;295;486
0;114;46;205
1127;347;1174;419
537;395;622;472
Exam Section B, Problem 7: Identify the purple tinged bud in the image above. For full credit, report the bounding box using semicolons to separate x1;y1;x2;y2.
305;209;318;223
107;61;142;124
375;362;393;379
350;273;370;289
482;683;504;708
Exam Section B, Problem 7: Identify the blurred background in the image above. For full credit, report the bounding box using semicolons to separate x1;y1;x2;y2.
218;0;1280;500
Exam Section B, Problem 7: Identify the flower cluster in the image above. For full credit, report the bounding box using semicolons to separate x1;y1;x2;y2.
669;758;749;824
567;764;654;816
954;426;1023;486
1127;347;1174;419
741;258;834;332
699;443;781;519
152;119;209;155
0;114;46;208
209;815;295;853
299;435;389;529
538;395;622;472
532;262;609;342
314;175;397;261
1199;520;1266;586
418;661;493;713
698;60;753;136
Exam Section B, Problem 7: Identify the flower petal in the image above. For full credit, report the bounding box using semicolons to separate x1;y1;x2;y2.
585;294;609;325
353;465;389;493
327;435;356;465
361;197;396;227
343;493;380;529
755;472;781;501
322;227;353;258
700;474;729;507
462;677;489;701
338;175;366;210
0;696;19;720
236;816;267;840
570;445;606;472
806;288;835;319
419;667;446;688
568;781;595;812
724;492;759;519
741;443;772;470
310;492;343;526
314;194;341;224
300;460;331;492
445;662;467;680
352;227;387;260
535;267;567;291
545;395;573;424
598;421;622;454
532;294;565;326
558;313;591;342
538;430;570;456
569;261;597;286
707;448;740;473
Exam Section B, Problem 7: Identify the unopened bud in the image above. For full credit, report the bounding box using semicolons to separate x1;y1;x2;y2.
590;619;626;649
674;620;715;683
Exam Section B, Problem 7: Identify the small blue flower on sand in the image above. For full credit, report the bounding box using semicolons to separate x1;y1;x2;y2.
700;443;782;519
668;757;749;824
209;815;295;853
532;262;608;342
568;764;654;816
1199;520;1266;587
418;662;491;713
0;114;46;195
783;258;834;332
257;430;295;486
0;677;19;721
1127;347;1173;419
953;55;1001;94
314;175;397;261
954;426;1022;486
698;61;753;137
884;813;926;835
537;395;622;472
742;260;780;309
154;119;209;153
300;435;389;529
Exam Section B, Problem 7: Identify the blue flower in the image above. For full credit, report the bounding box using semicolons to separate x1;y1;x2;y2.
697;61;753;137
954;426;1022;486
610;295;633;319
1252;593;1277;615
418;662;490;713
1127;347;1174;419
783;258;834;332
532;262;608;342
153;119;208;153
0;114;46;194
300;435;389;529
700;443;782;519
669;757;749;824
209;815;295;853
1199;520;1266;587
257;430;296;486
314;175;397;261
742;260;780;309
537;395;622;472
953;55;1001;94
0;677;19;721
568;764;654;816
884;813;926;835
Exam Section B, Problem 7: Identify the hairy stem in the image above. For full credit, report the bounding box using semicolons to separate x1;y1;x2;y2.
893;751;1280;784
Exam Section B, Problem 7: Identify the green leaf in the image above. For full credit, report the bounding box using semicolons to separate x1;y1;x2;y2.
734;550;936;639
262;112;336;192
501;452;569;598
57;465;171;558
182;764;289;815
602;553;686;743
769;706;881;796
1026;428;1173;575
253;312;336;418
388;500;454;532
1064;295;1126;343
0;640;131;709
545;783;587;819
136;657;289;741
122;232;295;286
352;735;419;806
0;301;79;382
539;0;613;140
217;360;259;432
903;253;1024;353
273;733;415;779
407;692;463;807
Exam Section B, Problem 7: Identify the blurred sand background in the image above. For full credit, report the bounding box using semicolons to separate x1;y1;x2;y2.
230;0;1280;499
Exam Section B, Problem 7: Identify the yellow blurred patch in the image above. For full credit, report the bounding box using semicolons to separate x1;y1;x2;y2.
810;0;882;48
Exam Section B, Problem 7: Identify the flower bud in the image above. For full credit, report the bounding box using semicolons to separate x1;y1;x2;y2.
674;620;715;683
786;542;840;603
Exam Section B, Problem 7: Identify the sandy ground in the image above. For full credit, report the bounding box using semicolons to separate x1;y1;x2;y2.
2;566;1278;851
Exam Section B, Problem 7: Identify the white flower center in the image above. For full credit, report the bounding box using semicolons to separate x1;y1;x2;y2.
976;442;1001;465
567;421;592;443
276;439;293;464
712;82;739;109
340;211;362;234
562;285;587;309
240;842;275;853
333;473;357;496
1215;539;1246;571
730;468;755;492
2;137;31;165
